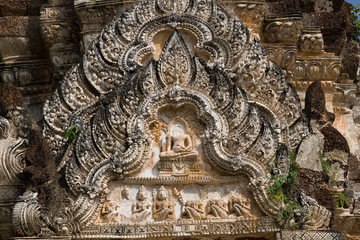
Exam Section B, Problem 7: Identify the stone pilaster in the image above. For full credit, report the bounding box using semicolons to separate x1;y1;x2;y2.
39;0;81;80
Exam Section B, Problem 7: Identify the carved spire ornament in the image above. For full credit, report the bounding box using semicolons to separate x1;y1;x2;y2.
12;0;328;238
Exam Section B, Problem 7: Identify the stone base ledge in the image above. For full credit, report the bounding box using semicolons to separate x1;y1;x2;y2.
12;237;71;240
276;230;342;240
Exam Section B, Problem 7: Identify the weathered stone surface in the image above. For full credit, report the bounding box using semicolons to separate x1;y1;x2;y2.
321;126;350;154
0;0;27;16
296;133;323;171
0;84;32;239
319;2;355;55
11;0;337;238
1;0;359;239
23;129;69;211
0;0;46;16
296;168;335;213
304;79;351;190
341;41;360;81
348;154;360;182
266;0;301;16
0;16;40;37
0;84;31;138
305;80;334;124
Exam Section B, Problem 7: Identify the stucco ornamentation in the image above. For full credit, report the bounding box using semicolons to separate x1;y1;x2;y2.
13;0;331;238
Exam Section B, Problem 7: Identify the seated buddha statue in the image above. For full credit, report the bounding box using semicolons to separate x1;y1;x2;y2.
159;122;198;160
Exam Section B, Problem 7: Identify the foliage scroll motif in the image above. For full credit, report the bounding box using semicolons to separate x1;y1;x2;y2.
27;0;311;238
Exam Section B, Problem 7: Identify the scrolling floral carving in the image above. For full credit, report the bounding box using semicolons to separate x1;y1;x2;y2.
14;0;315;238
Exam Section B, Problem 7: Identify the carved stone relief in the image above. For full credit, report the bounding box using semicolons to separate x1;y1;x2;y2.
333;76;360;156
0;117;27;185
0;61;52;121
232;0;266;38
40;1;81;78
299;28;325;53
74;2;135;51
11;0;348;238
263;17;302;44
313;0;333;12
300;193;331;230
0;116;28;239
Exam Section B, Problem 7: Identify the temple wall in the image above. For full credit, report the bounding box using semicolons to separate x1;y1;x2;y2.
0;0;360;239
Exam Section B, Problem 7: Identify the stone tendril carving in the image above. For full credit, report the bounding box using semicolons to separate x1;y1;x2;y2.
300;193;331;230
0;139;27;184
12;191;43;236
0;116;28;185
12;0;315;237
0;117;10;139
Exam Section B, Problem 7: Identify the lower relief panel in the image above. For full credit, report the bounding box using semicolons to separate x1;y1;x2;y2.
82;179;280;239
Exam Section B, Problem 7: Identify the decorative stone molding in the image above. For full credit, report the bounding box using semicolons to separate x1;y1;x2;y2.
0;60;51;87
10;0;320;238
299;28;325;53
0;115;28;185
263;16;302;44
333;215;360;236
264;44;297;73
277;230;342;240
290;55;342;109
73;0;268;51
74;1;135;51
0;114;28;239
232;0;266;38
333;74;357;112
300;193;331;230
40;1;81;78
12;192;43;237
291;80;334;91
292;57;342;82
0;60;52;121
0;138;27;184
313;0;333;12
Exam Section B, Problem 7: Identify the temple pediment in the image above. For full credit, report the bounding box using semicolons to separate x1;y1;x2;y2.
11;0;337;239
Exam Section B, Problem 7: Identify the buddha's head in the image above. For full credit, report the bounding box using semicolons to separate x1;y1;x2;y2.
170;122;185;136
